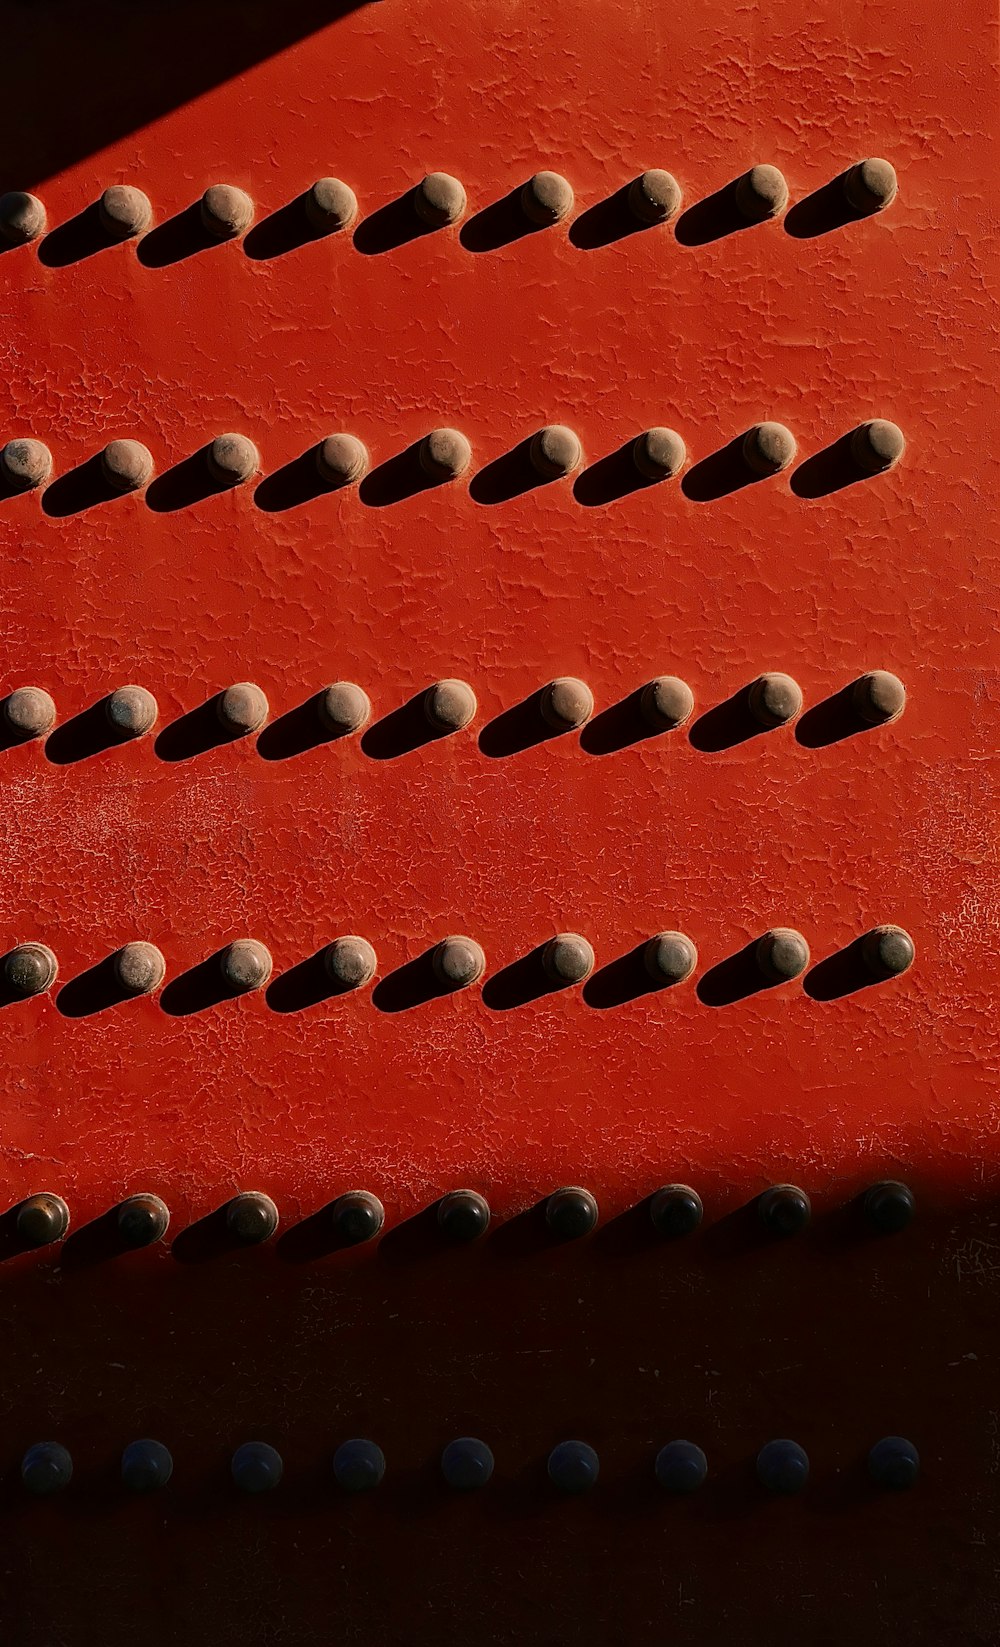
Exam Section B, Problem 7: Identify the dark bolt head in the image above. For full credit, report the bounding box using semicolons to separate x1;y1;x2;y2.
113;941;166;996
861;924;915;980
437;1189;491;1243
98;185;152;239
757;1439;809;1495
0;191;46;245
219;938;272;992
432;935;486;989
643;931;698;987
755;927;810;983
206;433;259;486
201;184;254;239
413;172;467;227
844;158;897;213
17;1193;70;1247
655;1440;708;1494
106;685;158;738
318;682;371;735
758;1184;811;1238
868;1436;919;1489
117;1193;170;1248
529;424;582;479
734;164;789;222
305;177;358;234
521;171;574;226
850;419;905;475
540;676;593;731
548;1440;599;1494
315;435;369;488
1;437;53;490
333;1438;386;1493
231;1442;283;1493
864;1180;915;1234
649;1184;703;1238
100;440;154;492
545;1185;598;1241
21;1442;72;1496
633;427;686;481
441;1437;494;1491
4;942;58;996
121;1439;173;1492
226;1191;278;1245
640;676;694;731
4;687;56;739
423;678;477;732
323;935;377;990
851;669;905;725
742;422;796;476
419;427;472;481
627;170;682;225
331;1190;384;1246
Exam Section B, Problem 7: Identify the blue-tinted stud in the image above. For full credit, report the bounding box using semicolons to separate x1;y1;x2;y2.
548;1440;599;1494
756;1439;809;1495
868;1436;919;1490
655;1440;708;1495
231;1441;283;1494
333;1439;386;1493
121;1439;173;1493
21;1442;72;1496
441;1437;494;1491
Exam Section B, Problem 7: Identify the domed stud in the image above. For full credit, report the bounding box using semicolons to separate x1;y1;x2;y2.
864;1180;916;1234
98;185;152;239
330;1190;385;1246
3;942;58;997
432;935;486;990
333;1438;386;1493
21;1442;72;1496
304;177;358;234
542;933;595;987
747;673;803;728
734;164;789;222
225;1191;279;1245
521;171;574;226
105;685;158;739
742;421;796;476
643;931;698;987
529;424;582;480
323;935;377;990
627;169;682;225
441;1437;494;1491
1;437;53;491
850;419;905;475
200;184;254;239
318;681;371;735
756;1439;809;1495
112;941;166;997
632;427;686;482
861;924;915;981
219;939;273;993
545;1185;598;1241
758;1184;812;1238
844;158;898;214
655;1440;708;1494
231;1442;283;1493
3;687;56;739
548;1440;599;1494
418;427;472;482
851;670;905;725
121;1439;173;1492
423;678;477;733
437;1189;490;1243
639;675;694;732
413;172;467;227
206;433;259;487
216;682;269;735
16;1192;70;1247
868;1436;919;1490
315;434;370;488
539;676;593;732
100;439;154;492
755;928;810;985
649;1184;704;1238
0;190;47;245
117;1192;170;1248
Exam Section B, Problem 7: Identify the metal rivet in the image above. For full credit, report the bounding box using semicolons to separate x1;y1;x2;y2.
206;433;259;486
117;1192;170;1247
413;172;466;227
861;924;915;980
540;676;593;731
864;1180;915;1234
219;939;273;992
4;687;56;739
105;685;158;738
639;676;694;731
756;1439;809;1495
742;421;796;476
643;931;698;987
231;1442;283;1493
216;682;269;734
100;439;154;492
850;419;905;475
649;1184;704;1238
432;935;486;989
655;1440;708;1494
330;1190;385;1246
323;936;377;990
226;1191;278;1244
333;1439;386;1492
305;177;358;234
315;434;370;488
113;942;166;996
200;184;254;239
521;171;574;226
529;425;582;479
542;933;595;986
441;1437;494;1491
747;673;803;727
548;1440;599;1494
4;943;58;996
734;164;789;222
755;929;809;983
545;1185;598;1240
21;1442;73;1496
423;678;477;733
121;1439;173;1492
844;158;897;214
418;428;472;482
868;1436;919;1490
632;427;686;481
16;1192;70;1247
758;1184;811;1237
627;170;682;225
437;1189;491;1242
1;437;52;491
98;185;152;238
318;681;371;735
0;190;46;245
851;669;905;725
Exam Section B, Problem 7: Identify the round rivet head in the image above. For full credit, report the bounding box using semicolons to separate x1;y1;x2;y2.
334;1439;385;1493
100;439;153;492
423;678;477;733
639;675;694;731
868;1436;919;1490
226;1191;278;1245
650;1184;704;1238
315;434;369;488
432;935;486;989
540;676;593;731
330;1190;385;1246
113;941;166;997
627;169;682;225
318;681;371;735
219;939;272;992
4;943;58;996
17;1192;70;1247
748;673;803;728
4;686;56;739
861;924;915;980
437;1189;490;1243
757;1439;809;1495
545;1185;598;1240
742;421;796;476
529;424;582;479
324;935;377;990
200;184;254;239
419;427;471;482
755;929;810;983
734;164;789;221
231;1442;282;1493
844;158;898;214
106;685;158;738
117;1193;170;1247
441;1437;494;1491
633;427;686;481
864;1180;915;1234
644;932;698;987
1;437;53;491
758;1184;812;1238
217;682;269;735
21;1442;72;1496
305;177;358;233
121;1439;173;1493
207;432;259;486
852;669;905;725
850;419;905;475
414;172;466;227
98;185;152;239
0;191;46;244
548;1441;599;1494
655;1440;708;1494
521;171;574;226
542;933;595;986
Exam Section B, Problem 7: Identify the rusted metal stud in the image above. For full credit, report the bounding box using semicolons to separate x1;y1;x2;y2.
3;686;56;739
758;1184;811;1237
226;1190;278;1244
318;682;371;735
861;924;915;981
216;682;269;735
437;1189;491;1243
117;1192;170;1247
742;421;796;476
757;1439;809;1495
100;439;154;492
521;171;574;226
747;673;803;728
633;427;686;482
16;1192;70;1247
432;936;486;990
113;942;166;997
851;669;905;725
850;419;905;475
231;1442;283;1493
418;428;472;482
98;185;152;238
627;169;682;225
441;1437;494;1491
864;1180;915;1234
106;685;158;738
423;678;477;733
545;1185;598;1240
200;184;254;239
4;943;58;996
639;675;694;732
304;177;358;234
649;1184;703;1238
121;1439;173;1492
315;434;370;488
734;164;789;222
207;433;259;486
868;1436;919;1489
413;172;467;227
643;931;698;986
219;939;273;992
323;936;377;990
755;929;809;983
529;425;582;479
333;1439;386;1492
540;676;593;731
330;1190;385;1246
1;437;52;490
542;933;595;986
21;1443;72;1496
844;158;898;214
0;190;46;244
655;1440;708;1494
548;1441;599;1494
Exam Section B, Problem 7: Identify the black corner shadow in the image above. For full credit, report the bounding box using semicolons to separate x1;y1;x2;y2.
243;195;327;261
784;173;875;240
37;202;122;267
136;203;220;268
581;944;665;1010
481;945;563;1012
352;190;432;256
56;953;141;1019
477;691;558;759
468;438;546;506
790;432;867;498
154;697;242;762
794;684;870;748
803;938;882;1002
357;442;440;508
696;940;785;1008
159;950;247;1018
568;185;648;250
675;179;760;247
256;695;335;761
360;692;442;761
681;435;764;503
265;950;361;1014
170;1204;252;1264
40;454;127;518
372;948;468;1014
254;449;330;512
144;446;228;513
459;188;538;254
44;697;139;765
687;688;767;753
573;443;657;507
275;1203;382;1264
578;689;659;756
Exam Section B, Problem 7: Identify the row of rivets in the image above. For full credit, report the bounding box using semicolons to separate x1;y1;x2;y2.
0;160;897;249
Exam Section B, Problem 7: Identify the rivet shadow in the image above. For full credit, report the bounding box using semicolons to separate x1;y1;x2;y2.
40;455;126;517
675;179;756;247
372;948;469;1014
459;188;537;254
790;432;866;498
44;698;137;765
688;688;766;753
159;950;253;1017
171;1203;252;1264
696;940;782;1008
56;952;142;1018
784;173;874;240
0;1206;45;1262
481;944;562;1012
579;689;659;756
804;938;881;1001
256;695;337;761
358;442;439;508
378;1201;455;1266
145;446;228;512
154;697;242;762
254;449;330;512
681;435;761;503
469;439;546;506
568;186;647;250
478;690;560;759
243;195;326;260
352;190;431;256
276;1203;382;1264
573;442;656;507
360;692;442;761
795;684;870;748
265;950;363;1014
582;944;664;1010
60;1206;141;1270
37;202;118;266
136;203;220;268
